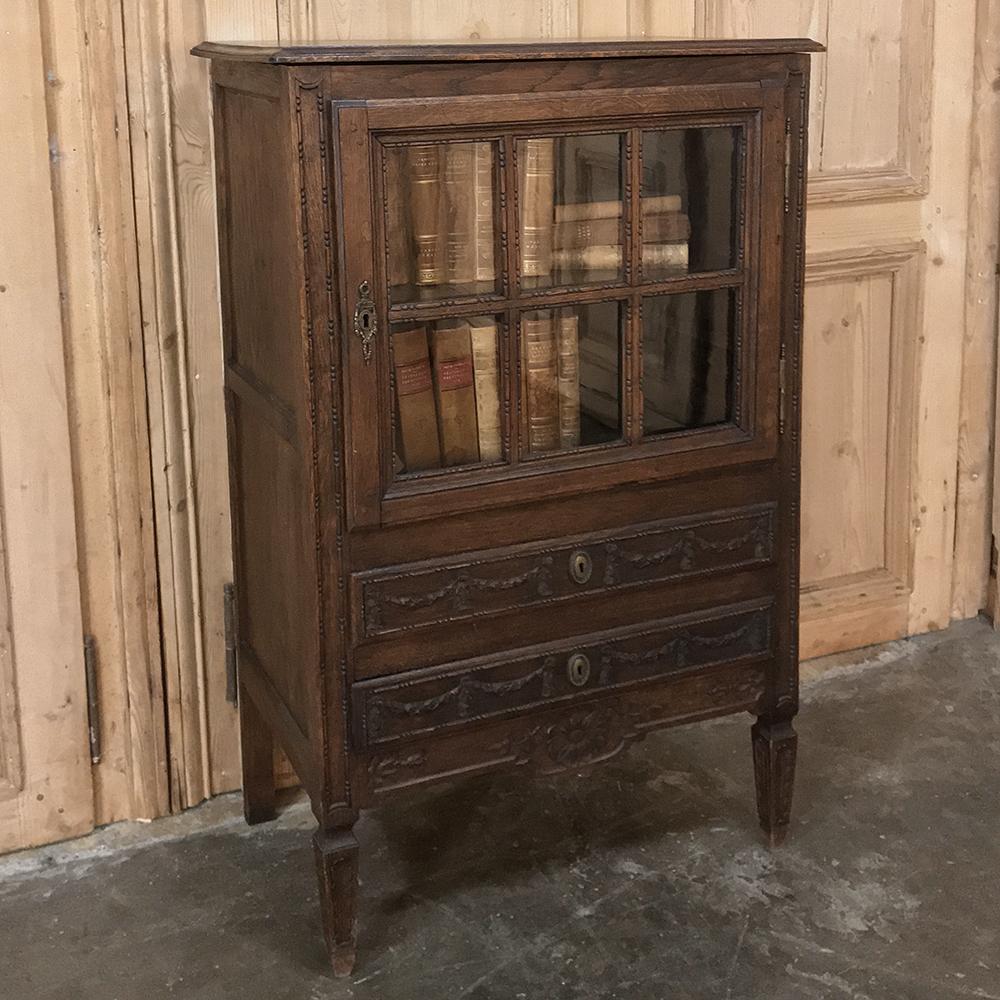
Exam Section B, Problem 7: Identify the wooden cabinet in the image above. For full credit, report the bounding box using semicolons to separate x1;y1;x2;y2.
195;37;820;977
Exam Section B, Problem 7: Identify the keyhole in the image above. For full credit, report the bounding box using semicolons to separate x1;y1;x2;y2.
567;653;591;688
569;550;593;585
361;312;371;332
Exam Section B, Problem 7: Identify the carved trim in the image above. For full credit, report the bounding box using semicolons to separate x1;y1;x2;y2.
359;504;775;638
367;749;427;789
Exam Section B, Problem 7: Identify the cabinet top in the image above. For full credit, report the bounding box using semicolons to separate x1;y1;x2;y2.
192;38;824;65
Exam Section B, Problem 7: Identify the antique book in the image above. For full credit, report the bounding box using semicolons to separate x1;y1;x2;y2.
392;325;442;472
557;312;581;449
554;211;690;249
552;243;689;271
444;143;476;284
407;144;445;285
523;311;560;452
386;150;412;292
554;194;682;223
519;138;556;277
473;143;496;282
430;321;481;466
469;318;502;463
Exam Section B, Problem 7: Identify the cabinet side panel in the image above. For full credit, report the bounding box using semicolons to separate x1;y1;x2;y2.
214;73;319;755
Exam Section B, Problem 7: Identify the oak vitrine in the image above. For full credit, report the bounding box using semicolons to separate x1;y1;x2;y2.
195;37;820;976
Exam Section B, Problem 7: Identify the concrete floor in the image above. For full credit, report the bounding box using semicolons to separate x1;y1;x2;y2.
3;620;999;1000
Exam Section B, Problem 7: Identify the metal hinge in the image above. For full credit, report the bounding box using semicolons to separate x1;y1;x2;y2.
784;118;793;214
224;582;239;705
778;348;788;436
83;635;101;765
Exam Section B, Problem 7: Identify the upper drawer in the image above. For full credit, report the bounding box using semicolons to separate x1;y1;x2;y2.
352;503;775;640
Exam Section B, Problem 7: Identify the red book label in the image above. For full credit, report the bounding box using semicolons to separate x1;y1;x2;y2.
396;359;432;396
436;357;474;391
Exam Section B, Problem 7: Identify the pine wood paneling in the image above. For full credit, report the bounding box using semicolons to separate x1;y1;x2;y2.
801;275;892;583
0;0;95;852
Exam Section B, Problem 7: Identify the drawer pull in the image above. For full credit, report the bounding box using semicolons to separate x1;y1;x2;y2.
568;550;593;585
566;652;591;687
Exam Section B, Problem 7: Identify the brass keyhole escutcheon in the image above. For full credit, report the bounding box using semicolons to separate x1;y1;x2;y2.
569;550;593;585
567;652;591;688
353;280;377;365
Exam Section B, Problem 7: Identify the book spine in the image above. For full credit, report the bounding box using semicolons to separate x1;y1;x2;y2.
392;326;442;472
473;142;496;283
431;322;481;467
554;194;682;223
557;312;581;450
469;319;502;463
523;311;560;453
386;150;412;291
407;144;445;285
519;138;555;277
554;211;690;249
552;243;689;271
443;144;475;284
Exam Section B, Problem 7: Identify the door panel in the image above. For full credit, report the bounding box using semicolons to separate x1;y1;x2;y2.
0;2;94;853
338;83;787;529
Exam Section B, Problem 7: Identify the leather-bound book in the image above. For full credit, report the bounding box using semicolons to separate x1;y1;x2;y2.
554;211;690;249
473;142;496;282
553;243;689;271
444;144;475;284
385;150;412;293
523;311;560;453
407;144;445;285
392;326;442;472
557;312;581;449
469;318;502;463
430;321;481;466
519;138;556;277
554;194;682;223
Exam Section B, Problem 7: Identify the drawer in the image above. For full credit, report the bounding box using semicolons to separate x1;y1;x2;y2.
352;504;775;640
352;600;773;748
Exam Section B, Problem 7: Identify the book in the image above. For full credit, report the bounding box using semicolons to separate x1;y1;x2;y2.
473;142;496;282
552;243;689;271
554;211;690;249
556;312;581;449
519;138;556;277
469;318;502;463
443;144;475;284
430;322;480;466
554;194;682;223
386;150;412;292
407;144;445;285
392;326;442;472
522;311;560;453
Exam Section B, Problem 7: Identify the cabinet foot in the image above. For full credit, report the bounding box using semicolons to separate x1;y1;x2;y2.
751;718;797;847
238;680;276;825
314;828;359;978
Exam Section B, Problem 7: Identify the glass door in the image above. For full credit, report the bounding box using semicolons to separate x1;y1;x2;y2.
335;84;785;526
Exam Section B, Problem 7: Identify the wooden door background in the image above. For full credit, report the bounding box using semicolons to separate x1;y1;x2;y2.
2;0;998;849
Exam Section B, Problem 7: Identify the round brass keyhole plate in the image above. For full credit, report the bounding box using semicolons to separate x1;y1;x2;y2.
567;652;591;687
569;550;593;585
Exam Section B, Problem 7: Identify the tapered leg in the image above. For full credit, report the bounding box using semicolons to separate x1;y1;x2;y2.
314;827;360;977
752;718;797;848
238;679;276;825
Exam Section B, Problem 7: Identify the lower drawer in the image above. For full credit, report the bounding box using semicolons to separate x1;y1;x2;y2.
351;599;773;749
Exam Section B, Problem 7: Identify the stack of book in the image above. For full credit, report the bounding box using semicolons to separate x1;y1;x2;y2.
392;319;501;472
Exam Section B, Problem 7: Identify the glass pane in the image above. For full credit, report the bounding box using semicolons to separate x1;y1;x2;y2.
642;289;736;436
521;300;623;456
641;126;740;280
391;315;503;475
385;141;500;304
518;134;625;290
